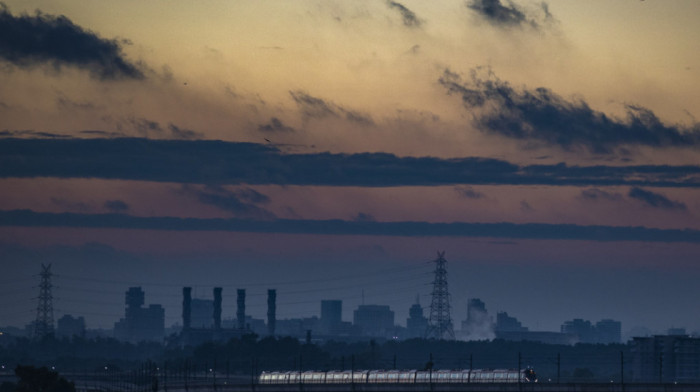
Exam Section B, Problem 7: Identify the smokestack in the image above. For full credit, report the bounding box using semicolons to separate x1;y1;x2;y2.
267;289;276;336
213;287;222;329
237;289;246;330
182;287;192;330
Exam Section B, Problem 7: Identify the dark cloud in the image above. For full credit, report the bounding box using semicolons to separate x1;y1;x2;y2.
628;187;686;210
103;199;129;213
168;124;203;140
258;117;296;133
128;117;162;136
0;3;144;80
0;130;69;138
182;185;275;219
440;69;700;153
520;200;533;212
579;188;623;202
466;0;551;30
79;130;125;138
50;197;90;212
55;92;95;110
2;209;700;243
455;186;484;199
2;138;700;187
386;1;422;28
289;90;374;125
353;212;376;222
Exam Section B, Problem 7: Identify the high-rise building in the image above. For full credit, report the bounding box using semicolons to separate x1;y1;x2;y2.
461;298;493;340
114;287;165;343
406;298;428;338
320;300;342;335
56;314;86;338
596;319;621;344
632;335;700;382
353;305;395;338
495;312;528;333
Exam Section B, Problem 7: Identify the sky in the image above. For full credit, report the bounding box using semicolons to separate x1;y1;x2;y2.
1;0;700;337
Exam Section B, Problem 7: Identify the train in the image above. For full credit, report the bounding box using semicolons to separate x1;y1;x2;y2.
259;369;537;384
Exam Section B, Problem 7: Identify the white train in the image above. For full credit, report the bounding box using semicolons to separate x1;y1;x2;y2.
259;369;537;384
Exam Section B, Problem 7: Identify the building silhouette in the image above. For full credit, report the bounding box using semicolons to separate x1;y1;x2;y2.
56;314;85;338
320;300;342;335
114;287;164;343
460;298;493;340
561;318;621;344
353;305;395;338
632;335;700;382
406;297;428;338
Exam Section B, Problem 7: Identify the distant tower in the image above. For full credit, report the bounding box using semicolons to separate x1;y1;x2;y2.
213;287;222;329
425;251;455;340
267;289;276;336
34;264;55;339
237;289;246;330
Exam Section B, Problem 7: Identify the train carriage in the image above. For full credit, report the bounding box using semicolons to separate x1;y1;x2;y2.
260;368;536;384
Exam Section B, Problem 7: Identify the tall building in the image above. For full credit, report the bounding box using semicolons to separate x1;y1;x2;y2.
406;298;428;338
461;298;493;340
632;335;700;382
56;314;86;338
320;300;342;335
353;305;394;338
190;298;214;328
495;312;528;333
596;319;621;344
561;318;621;344
114;287;165;343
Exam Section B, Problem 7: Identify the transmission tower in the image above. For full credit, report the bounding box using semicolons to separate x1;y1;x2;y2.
33;263;55;339
425;251;455;340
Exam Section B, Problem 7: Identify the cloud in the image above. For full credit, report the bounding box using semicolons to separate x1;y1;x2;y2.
455;186;484;199
0;3;144;80
439;68;700;153
353;212;376;222
289;90;374;125
103;199;129;213
181;185;275;219
0;130;69;138
128;117;162;137
168;124;203;140
50;197;90;212
2;138;700;188
579;188;622;202
628;187;686;210
2;209;700;243
386;1;422;28
520;200;533;212
258;117;296;133
466;0;552;30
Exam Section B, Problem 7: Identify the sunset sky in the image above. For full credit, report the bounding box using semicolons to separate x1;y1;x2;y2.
1;0;699;336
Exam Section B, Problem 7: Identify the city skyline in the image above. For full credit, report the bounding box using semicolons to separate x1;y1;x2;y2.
1;1;700;338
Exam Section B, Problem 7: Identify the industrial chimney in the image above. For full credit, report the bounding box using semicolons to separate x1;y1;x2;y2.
213;287;222;329
182;287;192;330
267;289;276;336
237;289;246;330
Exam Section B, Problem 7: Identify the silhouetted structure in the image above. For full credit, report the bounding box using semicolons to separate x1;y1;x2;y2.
267;289;276;336
353;305;395;338
237;289;246;330
114;287;165;343
182;287;192;329
495;311;527;333
561;318;621;344
213;287;222;329
426;251;455;340
632;335;700;382
460;298;494;340
406;296;428;338
33;264;55;340
56;314;85;338
320;300;342;334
